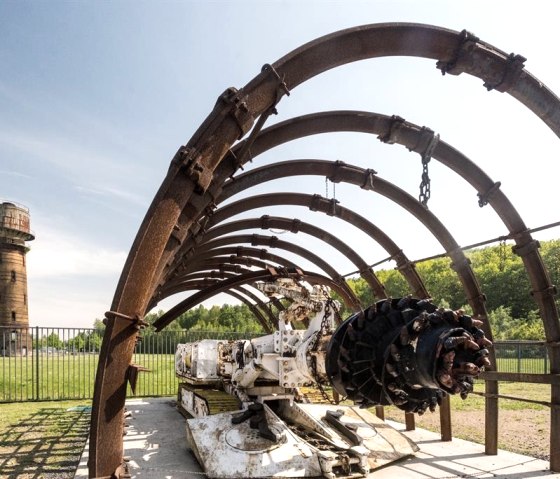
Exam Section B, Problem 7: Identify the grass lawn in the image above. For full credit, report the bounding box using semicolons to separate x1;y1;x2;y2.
0;382;552;478
0;353;176;402
382;381;551;460
0;399;91;479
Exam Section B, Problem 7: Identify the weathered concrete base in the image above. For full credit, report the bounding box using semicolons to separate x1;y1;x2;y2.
75;397;560;479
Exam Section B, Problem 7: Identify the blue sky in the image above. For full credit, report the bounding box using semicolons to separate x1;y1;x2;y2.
1;1;560;328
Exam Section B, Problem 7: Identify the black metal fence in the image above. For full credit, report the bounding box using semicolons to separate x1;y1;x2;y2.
493;340;549;374
0;326;551;403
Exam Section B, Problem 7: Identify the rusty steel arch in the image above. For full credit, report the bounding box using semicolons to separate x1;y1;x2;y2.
192;215;418;297
154;268;356;331
159;272;288;332
90;23;560;478
168;235;360;304
215;109;557;346
160;274;279;332
171;219;387;299
162;236;361;310
222;288;272;331
194;187;489;325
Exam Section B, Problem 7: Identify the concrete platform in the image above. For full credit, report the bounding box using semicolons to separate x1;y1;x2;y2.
76;397;560;478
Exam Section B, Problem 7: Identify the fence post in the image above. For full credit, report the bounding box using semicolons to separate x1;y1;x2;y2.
517;342;521;374
35;326;39;401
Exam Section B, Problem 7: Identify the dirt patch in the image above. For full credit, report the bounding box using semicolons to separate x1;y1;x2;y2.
390;408;550;461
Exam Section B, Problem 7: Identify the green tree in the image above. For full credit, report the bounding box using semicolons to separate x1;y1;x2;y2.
45;332;63;350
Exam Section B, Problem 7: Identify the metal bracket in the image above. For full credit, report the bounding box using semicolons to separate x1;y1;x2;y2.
512;239;540;257
309;194;340;216
358;267;375;279
395;259;415;272
260;214;271;230
477;181;501;207
172;146;213;194
289;218;301;234
328;160;347;184
204;201;217;217
111;462;131;479
224;262;243;273
104;311;148;330
436;29;480;76
378;115;406;144
252;233;278;248
449;249;472;272
261;63;291;104
360;168;377;191
192;217;210;238
466;292;488;305
531;285;558;300
328;197;340;216
227;65;289;171
437;30;525;93
219;87;255;139
309;194;322;212
169;224;183;247
483;52;526;92
126;364;150;395
226;149;246;175
419;128;440;160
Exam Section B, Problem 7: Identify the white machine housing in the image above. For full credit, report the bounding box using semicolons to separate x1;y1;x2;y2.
175;281;337;403
174;280;418;478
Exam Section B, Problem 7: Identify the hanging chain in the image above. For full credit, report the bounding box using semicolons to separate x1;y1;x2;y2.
419;158;431;206
309;296;341;405
325;177;336;200
498;238;507;272
418;132;440;207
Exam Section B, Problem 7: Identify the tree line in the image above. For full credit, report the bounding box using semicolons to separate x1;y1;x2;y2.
96;239;560;341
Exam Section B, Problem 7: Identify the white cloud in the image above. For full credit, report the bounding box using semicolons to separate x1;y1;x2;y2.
0;129;125;178
27;226;127;278
24;224;127;327
0;127;155;208
73;184;147;207
28;291;111;329
0;169;33;179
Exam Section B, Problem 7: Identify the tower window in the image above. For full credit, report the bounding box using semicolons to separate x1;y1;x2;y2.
11;271;16;282
12;311;16;321
24;294;27;305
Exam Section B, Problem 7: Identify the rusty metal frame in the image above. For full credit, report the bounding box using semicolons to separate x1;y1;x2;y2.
168;235;360;305
159;273;286;332
90;23;560;478
198;215;410;296
153;268;357;331
160;276;277;332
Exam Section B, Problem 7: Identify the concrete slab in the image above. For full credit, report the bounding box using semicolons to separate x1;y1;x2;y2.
76;397;560;479
75;397;204;478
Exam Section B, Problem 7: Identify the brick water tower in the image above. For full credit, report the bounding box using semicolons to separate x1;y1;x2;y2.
0;201;34;356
